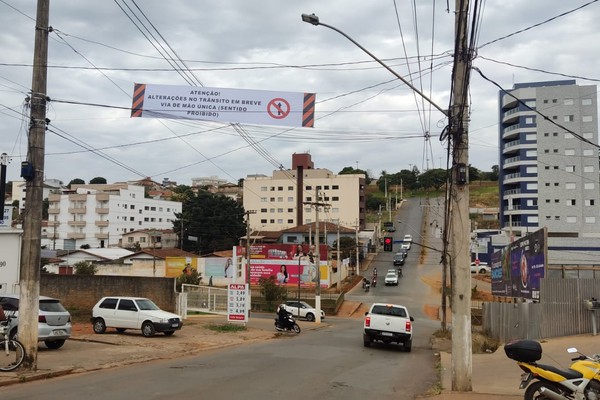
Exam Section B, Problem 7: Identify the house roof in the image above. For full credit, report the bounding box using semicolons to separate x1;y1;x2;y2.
56;248;134;261
128;248;197;259
281;221;355;234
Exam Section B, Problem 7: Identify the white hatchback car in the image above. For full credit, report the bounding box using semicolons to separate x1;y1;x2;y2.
91;297;183;337
470;262;491;274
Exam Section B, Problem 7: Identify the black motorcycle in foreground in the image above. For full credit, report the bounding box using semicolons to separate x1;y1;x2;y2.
274;313;301;334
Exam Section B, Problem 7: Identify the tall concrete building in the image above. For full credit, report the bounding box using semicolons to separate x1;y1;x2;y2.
499;80;599;262
243;153;366;232
47;184;182;250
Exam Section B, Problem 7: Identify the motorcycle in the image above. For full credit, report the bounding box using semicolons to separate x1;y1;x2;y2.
274;313;301;334
505;339;600;400
364;280;371;292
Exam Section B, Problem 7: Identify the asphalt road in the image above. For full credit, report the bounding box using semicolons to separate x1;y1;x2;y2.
1;198;445;400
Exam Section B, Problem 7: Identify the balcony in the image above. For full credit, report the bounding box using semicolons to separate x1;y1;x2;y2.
67;232;85;239
48;194;61;202
95;193;110;201
95;220;109;227
47;221;60;227
68;207;87;214
68;194;87;201
95;233;109;239
67;220;86;227
48;208;60;215
95;207;109;214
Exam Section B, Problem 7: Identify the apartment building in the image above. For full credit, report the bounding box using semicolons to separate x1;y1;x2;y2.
12;179;64;213
243;153;366;232
498;80;600;262
46;184;182;250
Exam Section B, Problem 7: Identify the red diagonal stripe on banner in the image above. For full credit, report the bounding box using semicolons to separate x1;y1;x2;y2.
131;83;146;118
302;93;315;128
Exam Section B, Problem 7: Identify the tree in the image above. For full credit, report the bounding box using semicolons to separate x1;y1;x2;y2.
338;166;372;185
74;261;97;275
258;276;287;310
89;177;107;184
68;178;85;188
469;165;482;181
365;193;386;211
489;165;499;181
176;267;201;291
418;168;448;190
174;189;246;254
332;236;357;260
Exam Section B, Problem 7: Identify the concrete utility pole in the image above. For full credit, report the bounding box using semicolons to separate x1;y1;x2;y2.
449;0;473;391
303;190;329;323
244;210;256;284
20;0;50;370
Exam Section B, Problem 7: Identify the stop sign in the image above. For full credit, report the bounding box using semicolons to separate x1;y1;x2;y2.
475;259;480;266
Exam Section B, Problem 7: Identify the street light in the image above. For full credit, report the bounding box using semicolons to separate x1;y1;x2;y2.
301;13;447;117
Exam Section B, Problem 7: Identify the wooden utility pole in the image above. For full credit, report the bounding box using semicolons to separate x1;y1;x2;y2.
449;0;473;391
20;0;50;370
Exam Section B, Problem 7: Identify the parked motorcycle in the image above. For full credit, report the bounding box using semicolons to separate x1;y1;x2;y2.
274;314;301;334
505;339;600;400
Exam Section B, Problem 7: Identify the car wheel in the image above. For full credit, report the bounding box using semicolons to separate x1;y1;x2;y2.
116;328;127;333
141;321;156;337
306;313;315;322
404;339;412;352
164;331;175;336
363;334;371;347
479;268;487;274
93;318;106;334
44;339;65;349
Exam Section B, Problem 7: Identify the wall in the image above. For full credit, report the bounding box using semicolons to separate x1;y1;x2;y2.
40;274;178;313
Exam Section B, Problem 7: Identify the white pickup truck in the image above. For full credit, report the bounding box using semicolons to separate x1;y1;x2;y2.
363;303;414;352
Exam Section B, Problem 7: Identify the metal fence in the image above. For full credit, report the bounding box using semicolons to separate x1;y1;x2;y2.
182;284;229;315
483;278;600;341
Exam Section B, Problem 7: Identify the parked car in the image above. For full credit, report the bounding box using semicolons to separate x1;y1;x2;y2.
402;234;413;250
470;262;491;274
0;294;71;349
91;296;183;337
384;271;399;286
387;226;396;232
393;253;405;266
279;300;325;322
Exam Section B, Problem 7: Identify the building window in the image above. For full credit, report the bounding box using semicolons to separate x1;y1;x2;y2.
277;219;283;224
525;117;534;124
566;165;575;173
564;98;573;105
288;186;294;190
585;199;595;206
306;185;312;190
287;208;293;213
128;237;134;243
545;183;550;187
553;166;558;170
261;197;267;202
554;183;559;187
555;199;560;203
129;217;134;221
584;183;595;189
544;166;550;170
554;216;561;220
552;116;557;120
270;187;275;191
270;197;275;202
140;237;146;243
277;197;283;202
270;208;275;213
332;196;339;201
566;183;576;189
583;116;593;122
270;219;275;223
261;208;267;212
261;219;267;224
331;208;339;213
566;199;576;206
306;197;312;202
553;149;558;153
585;217;596;224
304;207;311;213
543;99;548;104
566;216;576;223
584;166;594;173
287;219;294;224
582;98;593;105
287;197;294;202
277;208;283;213
565;149;575;156
564;133;573;139
544;149;550;154
545;216;551;220
261;186;267;191
324;185;330;190
332;185;339;190
552;99;557;103
584;149;594;156
543;132;549;137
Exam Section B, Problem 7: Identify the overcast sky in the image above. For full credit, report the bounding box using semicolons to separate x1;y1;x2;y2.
1;1;599;186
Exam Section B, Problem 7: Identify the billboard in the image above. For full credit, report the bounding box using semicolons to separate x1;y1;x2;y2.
165;257;198;278
235;244;329;287
491;228;547;300
131;83;316;128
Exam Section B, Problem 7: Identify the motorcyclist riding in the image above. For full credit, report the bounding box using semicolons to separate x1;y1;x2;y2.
277;305;291;329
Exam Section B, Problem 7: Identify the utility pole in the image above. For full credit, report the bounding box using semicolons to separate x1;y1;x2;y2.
337;223;341;293
19;0;50;370
303;190;329;323
244;210;256;285
355;220;360;273
449;0;473;391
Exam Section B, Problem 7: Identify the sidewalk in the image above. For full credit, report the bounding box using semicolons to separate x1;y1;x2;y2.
432;333;599;399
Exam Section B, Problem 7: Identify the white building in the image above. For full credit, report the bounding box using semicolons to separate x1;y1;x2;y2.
0;227;22;294
498;80;600;263
243;153;366;232
46;184;182;250
12;179;64;213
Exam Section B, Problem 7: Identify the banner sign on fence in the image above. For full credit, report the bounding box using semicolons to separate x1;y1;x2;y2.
491;227;547;299
131;83;315;128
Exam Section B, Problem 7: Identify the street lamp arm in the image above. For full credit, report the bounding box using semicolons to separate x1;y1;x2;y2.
301;13;448;117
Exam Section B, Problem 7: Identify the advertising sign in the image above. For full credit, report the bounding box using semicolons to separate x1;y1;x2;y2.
1;206;12;228
235;243;327;261
165;257;198;278
248;259;328;287
227;283;249;323
131;83;316;128
491;228;547;300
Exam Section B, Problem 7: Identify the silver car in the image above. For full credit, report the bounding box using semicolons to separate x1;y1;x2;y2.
0;294;72;349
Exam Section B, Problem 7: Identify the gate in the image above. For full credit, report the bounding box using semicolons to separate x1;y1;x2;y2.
182;284;228;315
